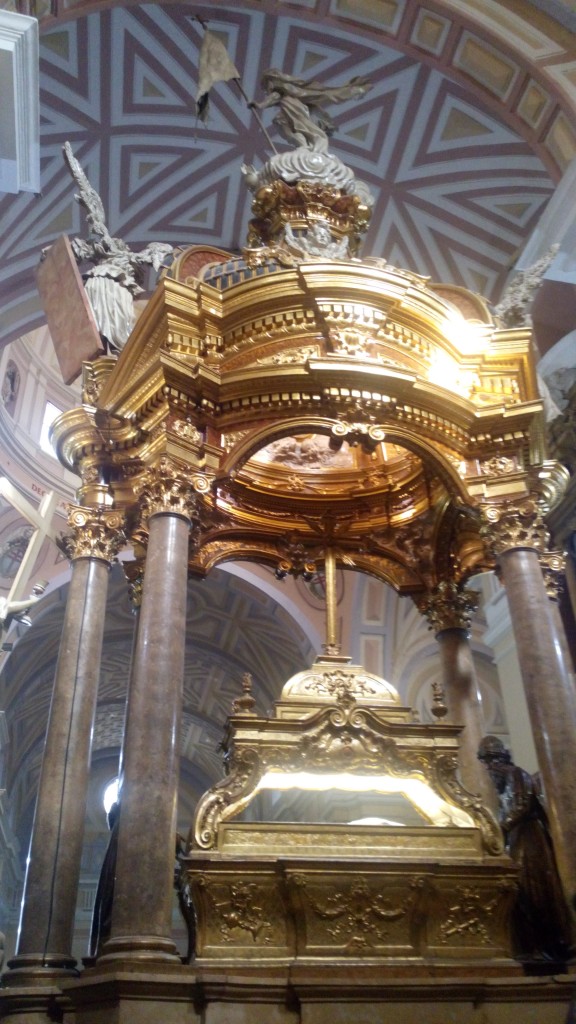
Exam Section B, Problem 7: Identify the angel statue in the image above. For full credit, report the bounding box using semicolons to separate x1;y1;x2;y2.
60;142;173;354
250;69;372;153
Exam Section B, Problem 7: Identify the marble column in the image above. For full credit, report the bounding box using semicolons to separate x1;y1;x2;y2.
483;499;576;915
101;460;196;963
5;506;124;982
540;550;576;684
421;581;497;813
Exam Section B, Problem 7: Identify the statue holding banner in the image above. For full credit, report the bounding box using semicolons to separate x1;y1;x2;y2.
251;69;372;153
45;143;172;356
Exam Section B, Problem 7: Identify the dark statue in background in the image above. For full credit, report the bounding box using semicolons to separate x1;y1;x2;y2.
89;800;120;957
478;735;572;963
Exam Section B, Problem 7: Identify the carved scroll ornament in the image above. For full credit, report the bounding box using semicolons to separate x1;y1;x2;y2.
61;505;126;562
191;694;503;855
539;550;566;601
137;456;209;523
480;499;549;556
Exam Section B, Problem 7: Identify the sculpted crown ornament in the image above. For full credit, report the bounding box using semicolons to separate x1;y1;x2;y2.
61;505;126;562
242;69;375;260
419;580;478;634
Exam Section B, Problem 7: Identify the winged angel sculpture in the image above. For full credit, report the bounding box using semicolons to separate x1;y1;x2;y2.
61;142;173;354
250;69;372;154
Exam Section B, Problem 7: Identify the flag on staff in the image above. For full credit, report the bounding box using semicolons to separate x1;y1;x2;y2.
196;30;240;122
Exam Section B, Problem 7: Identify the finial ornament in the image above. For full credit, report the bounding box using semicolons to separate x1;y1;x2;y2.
242;69;375;261
231;673;257;716
430;681;448;720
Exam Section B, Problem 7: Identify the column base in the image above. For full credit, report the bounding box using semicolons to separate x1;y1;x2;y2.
4;952;78;985
97;934;181;966
0;981;67;1024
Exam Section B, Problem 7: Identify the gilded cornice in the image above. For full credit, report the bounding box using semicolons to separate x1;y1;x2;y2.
94;264;538;428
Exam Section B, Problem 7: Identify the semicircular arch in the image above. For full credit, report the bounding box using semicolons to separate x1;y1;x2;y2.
218;415;470;504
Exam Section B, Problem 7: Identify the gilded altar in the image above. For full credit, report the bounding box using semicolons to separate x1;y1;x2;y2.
180;658;518;972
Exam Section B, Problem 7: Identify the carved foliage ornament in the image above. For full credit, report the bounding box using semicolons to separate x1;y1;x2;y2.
539;550;566;601
137;456;209;523
419;580;478;634
433;753;503;855
197;877;274;945
293;874;421;951
62;505;126;562
480;499;549;556
438;885;503;945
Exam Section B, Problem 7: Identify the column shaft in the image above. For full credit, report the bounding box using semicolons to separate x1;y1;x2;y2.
104;511;190;961
8;555;111;978
499;546;576;911
436;628;497;813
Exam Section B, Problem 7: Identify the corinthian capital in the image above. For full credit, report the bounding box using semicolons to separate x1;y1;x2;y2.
137;456;209;524
539;550;566;601
62;505;126;562
480;499;549;556
418;580;478;634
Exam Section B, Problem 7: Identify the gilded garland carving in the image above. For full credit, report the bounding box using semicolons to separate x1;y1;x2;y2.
60;505;126;562
300;669;379;702
183;862;517;961
137;456;209;523
419;580;478;634
479;456;517;476
292;874;421;951
480;499;549;556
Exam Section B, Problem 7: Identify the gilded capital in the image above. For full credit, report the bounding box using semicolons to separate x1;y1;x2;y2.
539;550;566;602
61;505;126;563
419;580;478;634
137;456;208;524
122;558;145;610
480;499;549;556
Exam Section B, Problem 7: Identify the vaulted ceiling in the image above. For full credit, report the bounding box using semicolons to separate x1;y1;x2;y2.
2;0;576;352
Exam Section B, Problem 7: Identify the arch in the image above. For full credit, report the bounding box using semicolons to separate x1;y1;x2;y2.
218;414;471;503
